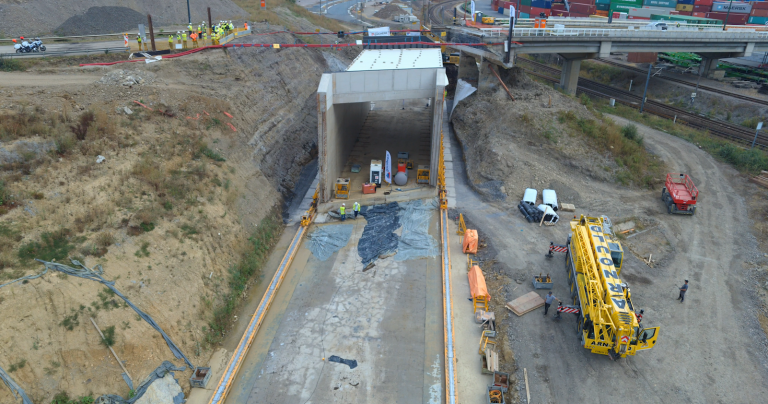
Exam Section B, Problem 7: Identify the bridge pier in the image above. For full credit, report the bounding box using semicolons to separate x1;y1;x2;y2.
558;53;595;95
457;52;479;86
698;57;718;78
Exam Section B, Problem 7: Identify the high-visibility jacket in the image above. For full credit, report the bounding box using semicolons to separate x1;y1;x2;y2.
137;36;142;44
353;202;360;212
183;33;187;41
340;206;346;215
203;33;208;40
188;25;193;31
168;36;173;44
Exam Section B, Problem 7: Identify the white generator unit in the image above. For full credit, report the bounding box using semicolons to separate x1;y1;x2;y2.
370;159;382;187
542;189;558;211
537;204;559;224
523;188;537;206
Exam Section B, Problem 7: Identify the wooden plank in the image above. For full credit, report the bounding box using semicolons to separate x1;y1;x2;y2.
506;291;545;316
750;177;768;188
90;317;132;382
561;203;576;212
525;367;531;403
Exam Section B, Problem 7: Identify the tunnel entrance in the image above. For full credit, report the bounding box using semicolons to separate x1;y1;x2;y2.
316;49;448;203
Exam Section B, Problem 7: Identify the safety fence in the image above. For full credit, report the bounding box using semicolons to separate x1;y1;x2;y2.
482;26;768;38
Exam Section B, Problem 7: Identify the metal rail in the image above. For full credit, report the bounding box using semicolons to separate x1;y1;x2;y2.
207;221;310;404
517;58;768;148
595;58;768;107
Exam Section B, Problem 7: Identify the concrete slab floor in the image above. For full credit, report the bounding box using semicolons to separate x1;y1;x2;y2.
331;99;434;205
229;209;444;404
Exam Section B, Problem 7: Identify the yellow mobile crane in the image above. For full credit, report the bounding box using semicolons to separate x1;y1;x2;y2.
564;215;659;359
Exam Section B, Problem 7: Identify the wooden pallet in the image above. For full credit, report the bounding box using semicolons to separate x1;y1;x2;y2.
750;171;768;189
561;203;576;212
505;291;545;316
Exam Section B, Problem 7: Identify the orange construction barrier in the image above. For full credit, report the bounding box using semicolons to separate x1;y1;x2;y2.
463;229;478;254
468;265;490;301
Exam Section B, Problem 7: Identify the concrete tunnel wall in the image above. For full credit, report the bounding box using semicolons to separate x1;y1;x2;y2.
317;69;448;203
318;100;370;203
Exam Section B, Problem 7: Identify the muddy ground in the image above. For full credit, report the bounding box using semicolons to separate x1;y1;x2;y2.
448;72;768;402
0;22;358;402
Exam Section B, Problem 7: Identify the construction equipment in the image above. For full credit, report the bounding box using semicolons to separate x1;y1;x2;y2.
661;173;698;215
533;273;552;289
300;189;319;227
417;165;430;184
443;52;460;65
481;16;496;24
565;215;659;359
334;178;350;199
456;213;467;236
370;159;382;187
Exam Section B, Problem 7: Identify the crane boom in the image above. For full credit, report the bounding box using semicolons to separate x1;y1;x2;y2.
566;215;660;358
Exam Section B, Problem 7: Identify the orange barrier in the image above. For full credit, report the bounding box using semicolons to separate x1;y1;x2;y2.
462;229;478;254
468;265;490;301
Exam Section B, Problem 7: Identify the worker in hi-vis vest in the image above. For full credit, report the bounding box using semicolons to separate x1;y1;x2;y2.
340;204;346;221
168;35;173;50
182;32;188;49
353;202;360;218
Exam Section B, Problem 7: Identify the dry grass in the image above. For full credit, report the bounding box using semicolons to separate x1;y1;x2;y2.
233;0;347;32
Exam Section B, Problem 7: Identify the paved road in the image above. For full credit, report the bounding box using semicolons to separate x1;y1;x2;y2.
445;100;768;402
308;0;363;23
0;40;126;58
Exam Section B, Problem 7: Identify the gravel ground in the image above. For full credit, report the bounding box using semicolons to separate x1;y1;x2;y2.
54;6;146;36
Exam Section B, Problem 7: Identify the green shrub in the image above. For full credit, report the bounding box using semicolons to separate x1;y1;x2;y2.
100;325;116;347
17;229;75;263
621;124;643;145
0;57;23;72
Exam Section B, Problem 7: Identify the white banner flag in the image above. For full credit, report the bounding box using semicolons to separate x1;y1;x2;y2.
510;5;516;28
384;151;392;184
471;1;476;17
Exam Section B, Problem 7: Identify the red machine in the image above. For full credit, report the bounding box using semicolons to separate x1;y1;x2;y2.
661;173;698;215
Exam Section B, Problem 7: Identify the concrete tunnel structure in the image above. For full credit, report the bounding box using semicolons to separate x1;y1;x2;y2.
316;48;449;203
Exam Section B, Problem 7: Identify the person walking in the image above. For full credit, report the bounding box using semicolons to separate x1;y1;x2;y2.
340;204;346;221
543;292;560;316
677;280;689;303
168;35;174;50
136;35;142;51
182;31;188;50
353;202;360;218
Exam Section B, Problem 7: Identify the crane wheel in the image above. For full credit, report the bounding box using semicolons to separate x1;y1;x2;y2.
564;252;569;272
660;187;666;201
691;206;696;215
667;203;673;214
567;269;573;286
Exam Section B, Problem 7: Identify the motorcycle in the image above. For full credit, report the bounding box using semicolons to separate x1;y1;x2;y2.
30;38;46;52
13;39;32;53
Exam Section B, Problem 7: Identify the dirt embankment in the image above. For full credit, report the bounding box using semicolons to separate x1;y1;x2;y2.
451;67;641;204
0;0;246;37
0;26;356;403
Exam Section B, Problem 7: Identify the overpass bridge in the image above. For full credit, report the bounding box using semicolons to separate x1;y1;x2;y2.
438;25;768;94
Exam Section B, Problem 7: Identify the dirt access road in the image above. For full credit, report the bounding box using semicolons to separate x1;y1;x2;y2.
446;108;768;402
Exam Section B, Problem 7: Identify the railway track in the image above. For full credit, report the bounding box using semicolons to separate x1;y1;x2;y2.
516;58;768;149
596;58;768;107
428;0;462;26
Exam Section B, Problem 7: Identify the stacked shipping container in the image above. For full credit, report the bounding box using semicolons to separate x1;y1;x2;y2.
487;0;768;24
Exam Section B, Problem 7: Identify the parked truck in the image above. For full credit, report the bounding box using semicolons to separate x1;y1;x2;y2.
564;215;660;359
661;173;698;215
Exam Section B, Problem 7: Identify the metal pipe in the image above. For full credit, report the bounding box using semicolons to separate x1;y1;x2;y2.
488;64;515;100
640;63;652;113
723;0;733;31
187;0;192;25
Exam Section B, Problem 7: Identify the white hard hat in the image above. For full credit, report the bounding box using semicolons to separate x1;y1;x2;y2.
342;203;346;206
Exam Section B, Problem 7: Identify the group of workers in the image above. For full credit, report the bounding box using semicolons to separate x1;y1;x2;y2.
339;202;361;221
135;20;249;51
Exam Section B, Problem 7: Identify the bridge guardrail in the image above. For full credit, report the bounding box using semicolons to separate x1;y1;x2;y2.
501;27;768;38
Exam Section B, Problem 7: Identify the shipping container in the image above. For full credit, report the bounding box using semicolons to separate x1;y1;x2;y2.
530;6;552;15
707;11;747;23
531;0;554;9
552;3;568;10
627;52;658;63
628;14;652;18
748;15;768;24
643;0;678;8
692;11;707;16
677;10;694;14
520;11;531;17
630;6;674;16
569;0;596;4
520;0;533;6
611;2;645;13
754;2;768;10
596;0;612;4
677;0;695;4
520;4;532;12
711;2;752;13
570;2;596;13
693;0;713;5
753;9;768;17
597;3;611;9
551;10;570;16
653;13;724;23
693;4;711;11
676;4;694;11
595;9;610;15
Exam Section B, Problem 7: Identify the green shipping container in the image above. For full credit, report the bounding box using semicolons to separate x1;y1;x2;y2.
596;3;610;10
749;16;768;25
643;0;677;8
520;0;532;6
651;14;724;24
520;12;530;18
595;0;611;4
610;4;642;13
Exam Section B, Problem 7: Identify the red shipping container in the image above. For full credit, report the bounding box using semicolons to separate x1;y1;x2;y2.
754;2;768;10
520;5;532;13
692;4;711;12
569;0;596;5
694;0;713;5
677;10;693;15
530;6;552;16
627;15;651;19
569;3;592;14
569;12;590;17
551;10;571;16
751;9;768;17
707;11;748;24
692;11;707;16
492;0;499;8
552;3;567;11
